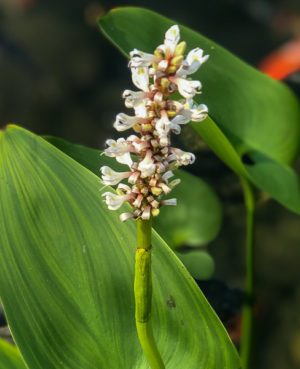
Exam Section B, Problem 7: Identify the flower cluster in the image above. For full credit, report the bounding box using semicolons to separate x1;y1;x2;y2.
101;25;209;221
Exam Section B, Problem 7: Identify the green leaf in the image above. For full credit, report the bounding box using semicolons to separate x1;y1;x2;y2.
0;125;240;369
98;7;300;214
46;136;223;248
155;169;222;248
245;150;300;213
176;250;215;280
0;339;26;369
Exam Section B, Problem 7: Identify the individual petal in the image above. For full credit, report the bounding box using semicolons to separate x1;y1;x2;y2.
100;166;131;186
169;112;191;133
161;198;177;206
104;138;133;167
184;99;208;122
134;102;149;118
104;138;129;156
141;206;151;220
177;48;209;77
129;49;156;68
131;67;150;92
113;113;141;132
162;170;174;182
138;150;156;178
175;78;202;99
155;113;171;146
171;148;196;166
132;194;143;208
164;25;180;55
116;153;133;167
117;183;132;193
157;59;169;72
102;192;130;210
128;171;140;184
159;183;171;194
190;103;208;121
169;178;181;189
122;90;148;109
120;212;135;222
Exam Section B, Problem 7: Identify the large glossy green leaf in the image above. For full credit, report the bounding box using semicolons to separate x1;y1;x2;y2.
0;125;240;369
98;7;300;214
46;136;223;248
0;339;26;369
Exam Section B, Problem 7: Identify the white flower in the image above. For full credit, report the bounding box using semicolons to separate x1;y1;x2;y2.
161;198;177;206
127;135;150;152
122;90;148;109
102;192;131;210
171;77;202;99
138;150;156;178
155;113;171;146
120;212;135;222
170;148;196;166
129;49;157;68
141;206;151;220
176;48;209;77
114;113;143;132
131;67;150;92
133;102;149;118
104;138;133;167
101;24;209;220
100;166;131;186
170;99;208;128
162;170;174;182
169;113;190;134
157;25;180;57
133;194;143;208
183;99;208;122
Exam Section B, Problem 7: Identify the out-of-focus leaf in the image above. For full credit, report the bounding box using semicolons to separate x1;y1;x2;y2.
245;150;300;212
176;250;215;280
0;339;26;369
0;125;240;369
46;136;222;248
98;7;300;214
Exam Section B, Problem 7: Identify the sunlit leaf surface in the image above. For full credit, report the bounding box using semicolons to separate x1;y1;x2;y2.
0;339;26;369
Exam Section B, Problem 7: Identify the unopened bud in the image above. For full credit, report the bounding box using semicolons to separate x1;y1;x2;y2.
151;208;160;217
175;41;186;56
142;123;153;132
171;55;184;66
151;187;163;196
166;65;177;74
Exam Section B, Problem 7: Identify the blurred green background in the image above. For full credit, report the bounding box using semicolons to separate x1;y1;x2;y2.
0;1;300;368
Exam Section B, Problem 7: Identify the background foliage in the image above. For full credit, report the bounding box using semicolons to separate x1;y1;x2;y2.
0;1;300;369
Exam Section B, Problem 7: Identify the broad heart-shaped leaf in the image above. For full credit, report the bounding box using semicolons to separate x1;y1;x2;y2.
0;126;240;369
98;7;300;214
46;136;223;248
0;339;26;369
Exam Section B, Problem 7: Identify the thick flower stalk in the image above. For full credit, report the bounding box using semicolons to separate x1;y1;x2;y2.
101;25;208;369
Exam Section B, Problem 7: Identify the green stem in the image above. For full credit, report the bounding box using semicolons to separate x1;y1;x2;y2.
240;177;255;369
135;218;165;369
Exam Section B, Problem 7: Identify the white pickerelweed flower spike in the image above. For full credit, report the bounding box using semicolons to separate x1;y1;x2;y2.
101;25;209;221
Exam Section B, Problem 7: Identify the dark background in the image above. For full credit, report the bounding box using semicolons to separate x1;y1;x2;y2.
0;1;300;368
